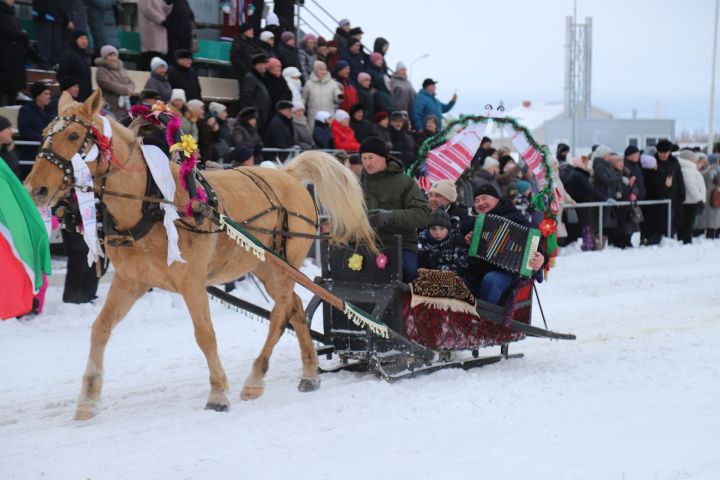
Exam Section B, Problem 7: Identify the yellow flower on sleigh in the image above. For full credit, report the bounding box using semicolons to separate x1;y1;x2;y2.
348;253;363;271
170;134;199;157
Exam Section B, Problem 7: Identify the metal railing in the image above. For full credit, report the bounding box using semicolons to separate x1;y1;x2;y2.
565;199;673;240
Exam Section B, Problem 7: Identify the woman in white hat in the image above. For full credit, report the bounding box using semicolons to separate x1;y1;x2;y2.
95;45;135;118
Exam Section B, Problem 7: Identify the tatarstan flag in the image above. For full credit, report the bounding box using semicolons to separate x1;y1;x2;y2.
0;158;51;319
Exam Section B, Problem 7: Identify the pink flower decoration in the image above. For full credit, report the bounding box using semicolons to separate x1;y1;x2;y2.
165;115;182;148
375;253;388;269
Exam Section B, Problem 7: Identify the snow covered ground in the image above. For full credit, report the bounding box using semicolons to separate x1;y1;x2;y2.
1;239;719;480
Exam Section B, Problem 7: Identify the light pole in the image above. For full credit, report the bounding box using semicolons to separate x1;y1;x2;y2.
708;0;719;154
410;53;429;83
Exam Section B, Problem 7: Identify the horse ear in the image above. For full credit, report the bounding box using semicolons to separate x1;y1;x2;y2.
57;91;74;115
79;88;104;118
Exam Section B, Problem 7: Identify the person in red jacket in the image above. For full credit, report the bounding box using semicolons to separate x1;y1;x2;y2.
333;60;358;113
330;109;360;152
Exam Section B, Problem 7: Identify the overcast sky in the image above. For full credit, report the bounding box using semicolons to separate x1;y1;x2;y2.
304;0;718;135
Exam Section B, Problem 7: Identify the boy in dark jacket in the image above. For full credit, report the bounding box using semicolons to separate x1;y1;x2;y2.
418;208;468;275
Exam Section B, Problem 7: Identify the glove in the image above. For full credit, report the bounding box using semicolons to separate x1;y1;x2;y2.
367;209;393;230
606;198;618;206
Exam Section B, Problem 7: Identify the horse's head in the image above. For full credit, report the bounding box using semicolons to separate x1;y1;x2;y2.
24;89;105;207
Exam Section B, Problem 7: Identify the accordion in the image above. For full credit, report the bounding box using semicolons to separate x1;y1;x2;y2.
468;214;541;278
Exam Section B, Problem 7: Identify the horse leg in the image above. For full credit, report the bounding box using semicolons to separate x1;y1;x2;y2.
286;292;320;392
240;265;294;401
75;274;148;420
181;286;230;412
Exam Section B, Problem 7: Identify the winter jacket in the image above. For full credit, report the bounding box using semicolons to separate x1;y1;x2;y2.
313;121;333;149
167;63;202;101
624;158;646;200
277;43;300;72
292;116;315;150
373;89;394;116
231;121;263;163
357;85;374;117
367;64;389;94
389;126;417;169
651;154;686;205
560;165;607;203
417;202;468;245
95;57;135;118
58;43;92;101
241;70;271;131
85;0;119;50
18;102;53;142
1;144;21;179
350;118;374;143
164;0;194;61
144;71;172;102
372;37;390;69
418;233;468;275
0;3;29;92
138;0;171;54
263;113;294;150
298;45;317;81
231;34;262;81
301;73;343;128
333;27;350;52
360;156;431;252
32;0;68;25
373;124;392;150
678;158;707;204
330;120;360;152
264;73;292;110
256;39;276;60
339;50;364;86
412;88;455;130
336;77;359;113
391;73;416;115
697;166;720;229
592;157;623;201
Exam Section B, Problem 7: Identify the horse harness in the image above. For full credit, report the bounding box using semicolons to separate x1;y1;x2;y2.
38;114;321;256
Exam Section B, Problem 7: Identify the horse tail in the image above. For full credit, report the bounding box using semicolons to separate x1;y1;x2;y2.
282;151;377;250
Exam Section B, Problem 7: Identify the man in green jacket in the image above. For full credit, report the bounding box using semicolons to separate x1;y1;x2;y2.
359;136;430;282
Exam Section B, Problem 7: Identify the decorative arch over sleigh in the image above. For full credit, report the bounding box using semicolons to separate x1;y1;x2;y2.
409;106;563;274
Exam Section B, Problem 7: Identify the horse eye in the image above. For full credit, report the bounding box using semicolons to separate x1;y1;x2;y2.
68;132;80;141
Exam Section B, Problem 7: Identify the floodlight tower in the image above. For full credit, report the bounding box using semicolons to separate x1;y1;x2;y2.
564;9;593;154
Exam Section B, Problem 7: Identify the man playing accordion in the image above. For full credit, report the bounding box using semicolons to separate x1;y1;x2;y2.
460;184;545;304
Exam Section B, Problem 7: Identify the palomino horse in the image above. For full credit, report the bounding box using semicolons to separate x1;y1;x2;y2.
24;90;376;419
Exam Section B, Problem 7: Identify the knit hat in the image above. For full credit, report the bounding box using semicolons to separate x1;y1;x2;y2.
276;100;293;111
374;111;388;123
347;38;360;49
239;23;253;34
186;99;204;112
313;60;327;71
292;101;305;112
624;145;640;157
314;111;332;123
359;136;388;158
150;56;168;72
655;139;674;152
428;208;451;230
170;88;186;103
267;57;281;70
59;75;79;91
280;31;295;43
208;102;226;116
677;149;697;162
0;115;11;132
71;29;88;42
349;27;364;36
333;60;350;73
100;45;118;58
252;53;269;65
473;183;500;199
259;31;274;42
265;12;279;26
283;66;301;79
232;145;253;164
357;72;371;84
303;33;317;43
349;103;364;117
175;49;193;60
516;180;531;195
334;109;350;122
429;179;458;203
30;81;50;99
640;154;657;169
338;18;350;27
483;157;500;169
140;89;160;101
317;36;328;47
238;106;258;121
396;61;407;71
592;144;612;160
369;52;383;64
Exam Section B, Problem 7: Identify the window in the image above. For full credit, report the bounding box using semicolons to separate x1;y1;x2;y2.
645;136;669;149
626;135;640;148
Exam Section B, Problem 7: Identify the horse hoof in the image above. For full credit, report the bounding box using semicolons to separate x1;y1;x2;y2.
240;386;264;401
205;402;229;412
74;404;96;421
298;377;321;392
